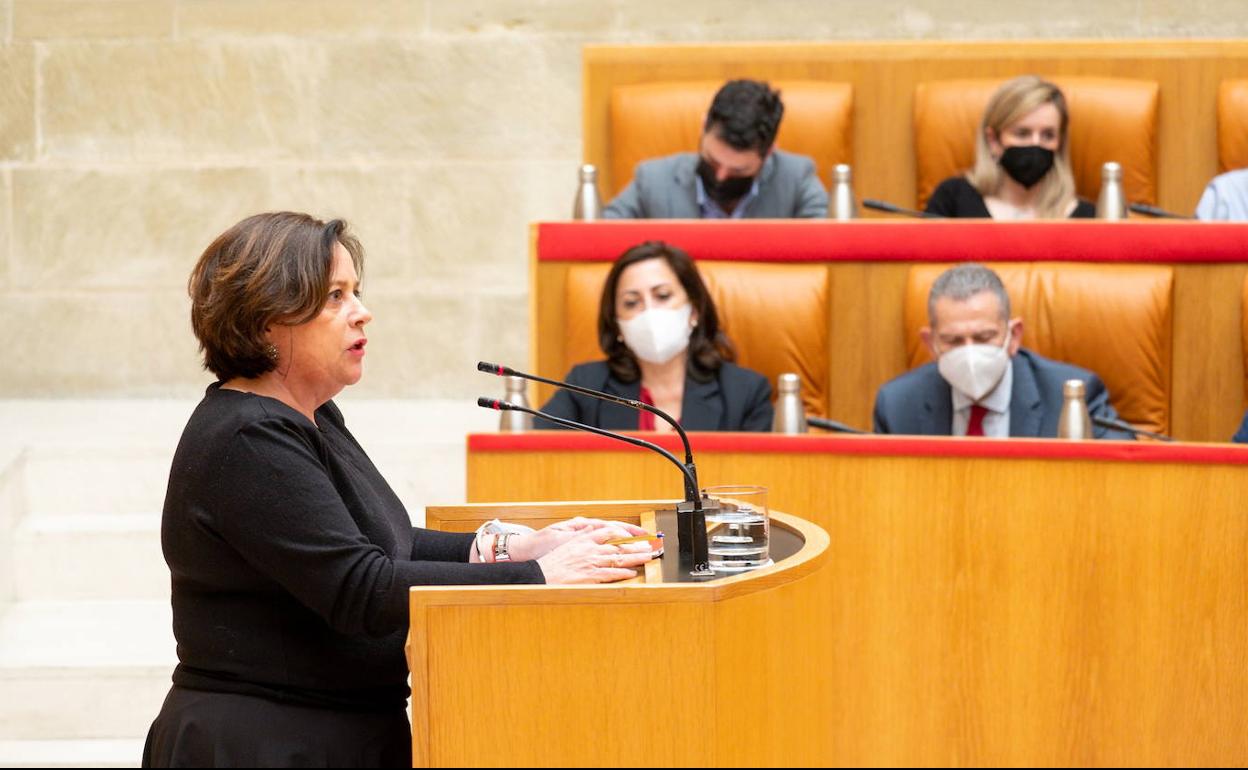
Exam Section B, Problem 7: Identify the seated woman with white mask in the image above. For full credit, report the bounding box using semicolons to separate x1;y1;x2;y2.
538;241;773;432
925;75;1096;220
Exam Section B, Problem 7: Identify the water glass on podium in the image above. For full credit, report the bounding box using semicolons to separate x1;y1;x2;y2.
702;485;771;572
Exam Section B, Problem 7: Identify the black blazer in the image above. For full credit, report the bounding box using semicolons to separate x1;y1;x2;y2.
537;360;774;432
872;348;1133;439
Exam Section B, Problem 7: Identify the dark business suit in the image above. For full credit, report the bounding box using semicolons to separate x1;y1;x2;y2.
1233;412;1248;443
537;360;773;432
872;348;1133;439
603;150;828;219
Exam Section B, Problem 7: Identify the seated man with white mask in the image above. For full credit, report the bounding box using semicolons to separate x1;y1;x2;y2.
872;263;1132;439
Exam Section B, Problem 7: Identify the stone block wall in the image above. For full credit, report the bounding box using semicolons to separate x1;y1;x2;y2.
0;0;1242;398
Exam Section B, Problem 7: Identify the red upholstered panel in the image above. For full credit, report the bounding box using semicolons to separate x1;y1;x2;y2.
469;432;1248;465
536;221;1248;264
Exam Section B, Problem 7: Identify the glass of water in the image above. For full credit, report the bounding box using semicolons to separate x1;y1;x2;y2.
702;485;771;572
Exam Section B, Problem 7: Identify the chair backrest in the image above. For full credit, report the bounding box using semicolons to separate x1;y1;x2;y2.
564;261;830;417
913;76;1160;209
1218;80;1248;173
903;263;1174;434
608;80;853;198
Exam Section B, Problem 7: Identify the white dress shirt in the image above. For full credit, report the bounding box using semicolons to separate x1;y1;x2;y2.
1195;169;1248;221
950;360;1014;437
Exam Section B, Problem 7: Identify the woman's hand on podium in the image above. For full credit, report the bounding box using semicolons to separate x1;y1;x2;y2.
533;525;655;584
510;517;647;562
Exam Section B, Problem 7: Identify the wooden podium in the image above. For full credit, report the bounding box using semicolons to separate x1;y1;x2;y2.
460;434;1248;766
407;500;832;767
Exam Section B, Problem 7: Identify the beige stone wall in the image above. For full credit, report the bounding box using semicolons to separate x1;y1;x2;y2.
1;0;1245;398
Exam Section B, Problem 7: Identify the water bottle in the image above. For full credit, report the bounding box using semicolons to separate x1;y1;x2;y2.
499;376;533;432
1057;379;1093;439
772;373;808;434
829;163;857;220
1096;162;1127;221
572;164;603;221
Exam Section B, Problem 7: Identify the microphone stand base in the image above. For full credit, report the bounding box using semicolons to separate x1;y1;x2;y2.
676;496;717;577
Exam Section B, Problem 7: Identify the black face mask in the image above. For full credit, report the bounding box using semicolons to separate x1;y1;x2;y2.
998;145;1056;189
696;158;756;205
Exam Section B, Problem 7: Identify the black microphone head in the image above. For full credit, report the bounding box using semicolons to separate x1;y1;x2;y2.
477;361;512;376
477;396;508;410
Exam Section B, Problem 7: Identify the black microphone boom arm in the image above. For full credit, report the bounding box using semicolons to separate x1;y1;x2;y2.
478;361;700;500
478;398;700;501
807;416;870;434
1091;415;1175;442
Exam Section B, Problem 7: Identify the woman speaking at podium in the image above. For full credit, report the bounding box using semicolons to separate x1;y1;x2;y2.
143;212;653;768
538;241;773;431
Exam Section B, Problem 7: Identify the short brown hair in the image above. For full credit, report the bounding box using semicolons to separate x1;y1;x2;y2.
597;241;734;384
189;212;364;381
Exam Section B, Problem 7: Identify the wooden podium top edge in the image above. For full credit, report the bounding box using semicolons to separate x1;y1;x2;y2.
408;511;828;608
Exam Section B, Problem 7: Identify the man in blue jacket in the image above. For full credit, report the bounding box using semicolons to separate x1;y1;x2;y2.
604;79;828;220
873;263;1133;439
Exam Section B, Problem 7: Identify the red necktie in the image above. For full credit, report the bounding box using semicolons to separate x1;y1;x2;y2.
966;404;988;437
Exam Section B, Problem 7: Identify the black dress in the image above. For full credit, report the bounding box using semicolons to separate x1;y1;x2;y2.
144;384;543;768
925;176;1096;218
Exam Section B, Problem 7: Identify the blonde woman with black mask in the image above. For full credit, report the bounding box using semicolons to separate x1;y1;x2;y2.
925;75;1095;220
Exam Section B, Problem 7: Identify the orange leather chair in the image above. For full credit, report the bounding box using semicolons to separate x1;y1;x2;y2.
563;262;830;417
608;80;853;198
913;77;1160;209
1218;80;1248;172
903;263;1174;434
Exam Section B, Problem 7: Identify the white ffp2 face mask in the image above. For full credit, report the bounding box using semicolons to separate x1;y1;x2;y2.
619;304;694;365
937;333;1011;402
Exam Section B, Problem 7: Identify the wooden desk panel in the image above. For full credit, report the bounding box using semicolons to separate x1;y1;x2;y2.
463;433;1248;765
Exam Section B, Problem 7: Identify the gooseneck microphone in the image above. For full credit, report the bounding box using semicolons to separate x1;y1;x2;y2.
478;361;699;500
477;362;714;577
807;416;870;435
862;198;944;219
1092;415;1175;442
1127;203;1194;220
477;397;701;495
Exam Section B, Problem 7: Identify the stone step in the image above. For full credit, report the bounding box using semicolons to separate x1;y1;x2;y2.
0;738;144;768
13;515;167;602
0;601;175;741
21;449;171;519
